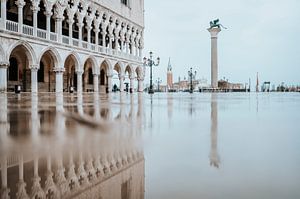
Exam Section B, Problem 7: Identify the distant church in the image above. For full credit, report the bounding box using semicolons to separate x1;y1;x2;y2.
167;58;173;89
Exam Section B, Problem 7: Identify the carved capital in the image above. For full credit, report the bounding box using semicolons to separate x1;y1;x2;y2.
30;64;39;71
53;67;65;73
0;62;9;69
15;0;26;8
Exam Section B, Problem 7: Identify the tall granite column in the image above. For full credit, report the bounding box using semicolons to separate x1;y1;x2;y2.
208;27;221;89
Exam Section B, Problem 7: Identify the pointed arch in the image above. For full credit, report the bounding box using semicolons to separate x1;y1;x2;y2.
83;55;98;75
113;61;124;75
125;64;134;78
64;51;81;71
38;47;62;69
100;59;112;75
7;40;37;66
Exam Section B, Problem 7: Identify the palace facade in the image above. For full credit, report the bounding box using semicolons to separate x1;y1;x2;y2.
0;0;145;93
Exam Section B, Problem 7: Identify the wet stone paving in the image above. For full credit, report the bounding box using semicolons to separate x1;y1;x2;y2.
0;92;300;199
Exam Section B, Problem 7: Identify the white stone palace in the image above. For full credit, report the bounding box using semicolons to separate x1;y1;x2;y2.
0;0;145;93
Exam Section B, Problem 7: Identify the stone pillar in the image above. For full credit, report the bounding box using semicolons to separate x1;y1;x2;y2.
87;26;92;49
16;0;25;33
119;75;124;92
31;158;44;198
45;9;52;40
78;22;83;47
76;71;83;93
106;75;112;93
0;63;8;92
1;0;7;29
138;78;144;92
68;18;74;45
31;3;39;37
31;65;38;93
54;68;65;93
94;29;99;46
93;74;99;92
55;17;63;43
130;77;134;93
208;27;221;89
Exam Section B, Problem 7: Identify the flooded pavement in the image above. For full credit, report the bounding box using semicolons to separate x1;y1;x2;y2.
0;92;300;199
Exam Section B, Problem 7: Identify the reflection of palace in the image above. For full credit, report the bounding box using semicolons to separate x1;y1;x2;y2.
0;93;145;199
0;0;145;93
210;94;220;168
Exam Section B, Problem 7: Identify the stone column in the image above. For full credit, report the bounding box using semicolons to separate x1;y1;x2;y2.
54;68;65;93
130;77;134;93
94;29;99;46
119;74;124;92
78;22;83;47
0;63;8;92
31;3;39;37
102;30;106;48
106;75;112;93
208;27;221;89
16;0;25;33
93;74;99;92
45;9;52;40
137;78;144;92
31;158;45;198
31;65;38;93
1;0;7;29
68;18;74;45
55;16;63;43
76;71;83;93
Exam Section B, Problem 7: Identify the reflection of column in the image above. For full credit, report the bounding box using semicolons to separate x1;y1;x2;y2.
208;28;221;89
55;155;69;197
210;94;220;168
54;68;65;93
31;65;38;93
0;63;9;92
44;155;59;198
1;156;10;198
77;152;89;186
93;74;99;92
31;93;39;143
76;71;83;93
167;93;173;119
119;74;124;92
31;158;45;198
67;151;79;191
16;155;29;198
130;77;134;93
77;93;83;115
93;93;100;120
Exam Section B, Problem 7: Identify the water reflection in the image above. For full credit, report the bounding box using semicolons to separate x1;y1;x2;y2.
0;93;145;199
210;94;220;168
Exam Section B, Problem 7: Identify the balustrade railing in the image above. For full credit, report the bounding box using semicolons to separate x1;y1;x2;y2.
3;20;141;62
62;35;69;44
50;32;57;41
6;20;18;32
73;38;79;47
23;24;34;36
82;41;88;49
37;29;47;39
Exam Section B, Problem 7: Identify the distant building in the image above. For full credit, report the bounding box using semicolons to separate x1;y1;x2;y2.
218;80;244;91
167;58;173;90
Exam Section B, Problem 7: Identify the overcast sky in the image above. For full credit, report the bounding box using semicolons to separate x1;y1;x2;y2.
143;0;300;88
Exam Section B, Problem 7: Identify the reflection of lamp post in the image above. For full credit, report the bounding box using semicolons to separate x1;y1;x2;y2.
188;67;196;93
143;51;160;94
156;78;162;92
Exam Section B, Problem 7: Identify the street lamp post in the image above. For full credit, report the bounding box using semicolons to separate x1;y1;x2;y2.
188;67;197;93
156;78;162;92
143;51;160;94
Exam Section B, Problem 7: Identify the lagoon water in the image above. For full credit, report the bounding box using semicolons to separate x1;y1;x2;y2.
0;92;299;199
